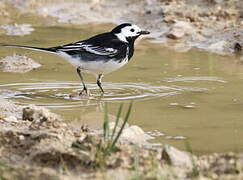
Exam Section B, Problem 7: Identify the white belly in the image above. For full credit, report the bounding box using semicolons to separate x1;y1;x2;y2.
58;52;128;75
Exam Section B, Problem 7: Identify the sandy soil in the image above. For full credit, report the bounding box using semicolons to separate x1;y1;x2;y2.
0;101;243;180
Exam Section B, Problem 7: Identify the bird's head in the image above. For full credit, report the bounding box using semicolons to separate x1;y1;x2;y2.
111;23;150;43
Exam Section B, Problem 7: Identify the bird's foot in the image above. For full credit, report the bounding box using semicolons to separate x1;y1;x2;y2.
97;86;104;95
79;87;90;96
100;90;104;96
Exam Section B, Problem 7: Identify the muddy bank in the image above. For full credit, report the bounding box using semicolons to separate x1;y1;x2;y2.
0;101;242;179
0;0;242;55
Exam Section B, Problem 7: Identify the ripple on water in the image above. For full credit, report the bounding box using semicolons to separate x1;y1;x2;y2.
163;76;227;83
0;81;209;108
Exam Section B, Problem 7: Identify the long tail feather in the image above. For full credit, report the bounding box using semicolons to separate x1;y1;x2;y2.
0;44;57;53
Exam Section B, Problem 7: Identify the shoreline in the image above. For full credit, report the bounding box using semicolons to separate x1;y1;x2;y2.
0;100;243;179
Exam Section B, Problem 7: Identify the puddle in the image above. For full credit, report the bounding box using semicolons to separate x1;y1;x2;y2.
1;24;243;154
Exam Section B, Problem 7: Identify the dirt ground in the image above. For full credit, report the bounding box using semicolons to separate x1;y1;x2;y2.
0;101;242;180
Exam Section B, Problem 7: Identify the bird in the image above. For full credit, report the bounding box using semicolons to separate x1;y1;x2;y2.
0;23;150;95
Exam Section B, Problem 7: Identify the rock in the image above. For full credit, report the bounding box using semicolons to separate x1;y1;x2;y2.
22;105;62;129
0;99;23;119
4;116;18;123
166;21;195;39
234;42;242;52
120;125;154;145
22;105;60;122
166;30;184;40
208;41;228;53
0;55;41;73
102;122;154;145
18;135;25;140
161;145;196;170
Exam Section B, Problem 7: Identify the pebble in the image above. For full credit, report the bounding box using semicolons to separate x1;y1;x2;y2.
4;116;18;123
121;125;154;144
161;144;196;170
169;102;179;106
208;41;227;53
166;21;195;39
173;136;187;140
78;133;87;142
19;135;25;141
182;105;195;109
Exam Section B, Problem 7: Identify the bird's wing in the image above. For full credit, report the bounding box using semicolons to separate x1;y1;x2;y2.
54;42;118;57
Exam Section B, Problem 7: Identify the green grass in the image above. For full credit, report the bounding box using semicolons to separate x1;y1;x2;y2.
102;103;132;152
94;102;133;168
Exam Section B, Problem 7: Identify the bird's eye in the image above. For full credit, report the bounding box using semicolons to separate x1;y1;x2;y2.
130;28;135;32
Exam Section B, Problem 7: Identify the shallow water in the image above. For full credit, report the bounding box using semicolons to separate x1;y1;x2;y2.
1;24;243;154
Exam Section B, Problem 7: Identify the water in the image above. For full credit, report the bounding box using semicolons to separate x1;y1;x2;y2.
1;23;243;154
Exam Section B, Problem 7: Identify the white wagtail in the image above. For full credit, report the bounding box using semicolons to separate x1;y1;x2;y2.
0;23;150;94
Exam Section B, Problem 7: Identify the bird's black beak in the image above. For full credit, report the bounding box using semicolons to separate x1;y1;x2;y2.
139;30;150;35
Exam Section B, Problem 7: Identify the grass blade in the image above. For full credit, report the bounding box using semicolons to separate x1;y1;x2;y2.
110;102;132;150
103;103;109;141
111;103;123;141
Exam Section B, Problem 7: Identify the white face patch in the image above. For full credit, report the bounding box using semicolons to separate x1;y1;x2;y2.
115;24;142;42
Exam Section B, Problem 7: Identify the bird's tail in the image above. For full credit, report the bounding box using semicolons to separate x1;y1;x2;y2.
0;44;57;53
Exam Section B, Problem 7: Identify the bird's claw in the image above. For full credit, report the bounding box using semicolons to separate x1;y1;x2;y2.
100;90;104;96
79;87;89;96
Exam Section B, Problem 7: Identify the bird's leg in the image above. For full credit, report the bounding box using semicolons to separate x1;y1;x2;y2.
96;74;104;94
76;67;88;95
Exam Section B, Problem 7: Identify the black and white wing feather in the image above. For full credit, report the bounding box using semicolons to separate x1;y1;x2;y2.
54;42;118;57
50;32;129;60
